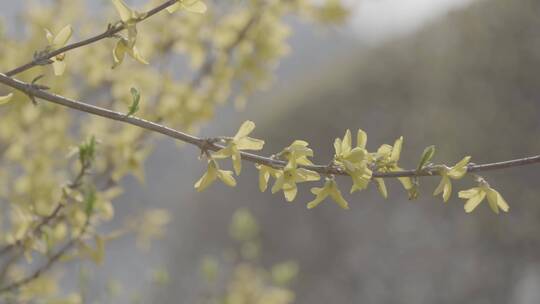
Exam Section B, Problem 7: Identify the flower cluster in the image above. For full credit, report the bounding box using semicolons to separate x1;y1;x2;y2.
194;124;510;214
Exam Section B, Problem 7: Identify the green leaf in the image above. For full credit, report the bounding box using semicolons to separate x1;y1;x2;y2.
127;87;140;116
84;187;97;216
416;145;435;171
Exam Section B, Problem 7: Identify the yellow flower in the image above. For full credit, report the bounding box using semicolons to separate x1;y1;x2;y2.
167;0;207;14
44;25;72;76
212;120;264;174
307;178;349;210
372;136;413;197
433;156;471;202
278;140;315;166
194;159;236;192
458;183;509;214
111;0;148;68
255;164;281;192
333;129;372;193
0;93;13;105
271;158;320;202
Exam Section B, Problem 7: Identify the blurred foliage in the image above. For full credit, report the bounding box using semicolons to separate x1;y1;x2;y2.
198;208;298;304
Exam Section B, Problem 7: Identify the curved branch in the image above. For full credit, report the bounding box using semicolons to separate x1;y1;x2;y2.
4;0;179;77
1;72;538;179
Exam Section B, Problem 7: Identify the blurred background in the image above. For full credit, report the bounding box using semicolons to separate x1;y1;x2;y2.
3;0;540;303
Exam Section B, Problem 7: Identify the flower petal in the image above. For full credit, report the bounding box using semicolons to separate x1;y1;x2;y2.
0;93;13;105
463;191;486;213
234;120;255;139
390;137;403;162
112;0;135;22
53;24;72;48
357;129;367;149
375;178;388;199
236;137;264;150
182;0;207;14
217;170;236;187
52;60;67;76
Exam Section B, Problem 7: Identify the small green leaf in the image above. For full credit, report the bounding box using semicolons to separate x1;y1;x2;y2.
417;145;435;171
84;187;97;216
127;87;140;116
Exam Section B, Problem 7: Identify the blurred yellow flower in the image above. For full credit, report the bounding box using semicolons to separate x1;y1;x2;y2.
44;24;72;75
167;0;207;14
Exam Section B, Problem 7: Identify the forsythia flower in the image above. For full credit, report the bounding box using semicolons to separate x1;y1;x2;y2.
194;159;236;192
213;121;264;175
333;129;372;193
0;93;13;105
111;0;148;68
458;183;509;214
372;136;413;198
278;140;315;166
255;164;281;192
433;156;471;202
307;178;349;210
167;0;208;14
44;25;72;76
271;158;320;202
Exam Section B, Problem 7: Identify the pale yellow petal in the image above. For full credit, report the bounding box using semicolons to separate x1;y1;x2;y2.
52;60;67;76
232;150;241;175
234;120;256;139
128;46;149;65
375;178;388;199
333;138;342;156
217;170;236;187
0;93;13;105
295;168;320;182
258;169;270;192
463;191;486;213
53;24;72;48
236;137;264;150
112;0;134;22
166;2;181;13
194;170;217;192
342;129;352;153
442;177;452;202
356;129;367;149
390;136;403;162
283;184;297;202
182;0;207;14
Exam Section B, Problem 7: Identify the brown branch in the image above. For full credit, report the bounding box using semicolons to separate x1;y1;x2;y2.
1;72;539;178
4;0;179;77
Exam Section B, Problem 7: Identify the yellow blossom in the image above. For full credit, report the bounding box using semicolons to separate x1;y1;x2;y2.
255;164;281;192
212;120;264;174
271;158;320;202
167;0;208;14
458;183;509;214
372;136;414;198
0;93;13;105
194;159;236;192
433;156;471;202
333;129;372;193
44;24;72;75
111;0;148;68
307;178;349;210
278;140;315;166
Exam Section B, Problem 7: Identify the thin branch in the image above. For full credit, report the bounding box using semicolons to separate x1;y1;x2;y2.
4;0;179;77
0;72;539;178
0;220;90;294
